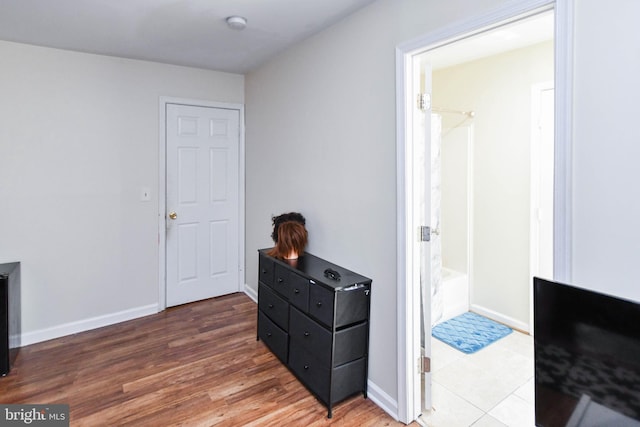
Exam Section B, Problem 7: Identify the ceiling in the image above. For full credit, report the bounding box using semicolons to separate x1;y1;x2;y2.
0;0;377;74
0;2;554;75
425;12;554;70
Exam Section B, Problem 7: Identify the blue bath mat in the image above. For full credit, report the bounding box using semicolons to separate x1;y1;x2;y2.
432;312;512;354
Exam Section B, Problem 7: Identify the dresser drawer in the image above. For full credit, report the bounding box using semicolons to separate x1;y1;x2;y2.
289;346;330;403
287;272;310;313
289;348;366;406
272;263;290;297
258;311;288;363
308;282;334;327
334;322;368;366
309;283;370;328
258;253;274;287
289;307;332;366
258;283;289;331
330;357;366;404
335;284;370;327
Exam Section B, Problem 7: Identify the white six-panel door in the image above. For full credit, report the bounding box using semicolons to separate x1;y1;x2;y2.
166;103;240;306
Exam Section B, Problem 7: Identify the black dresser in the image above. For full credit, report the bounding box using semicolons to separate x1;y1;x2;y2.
257;250;372;418
1;262;20;376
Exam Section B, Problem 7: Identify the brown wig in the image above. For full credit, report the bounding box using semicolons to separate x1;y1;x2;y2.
271;212;306;243
267;221;308;260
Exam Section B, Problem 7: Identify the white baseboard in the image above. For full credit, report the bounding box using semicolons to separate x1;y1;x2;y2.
244;283;258;303
367;379;400;421
21;304;159;346
470;303;530;333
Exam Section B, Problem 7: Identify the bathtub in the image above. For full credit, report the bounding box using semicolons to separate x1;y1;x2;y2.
438;267;469;324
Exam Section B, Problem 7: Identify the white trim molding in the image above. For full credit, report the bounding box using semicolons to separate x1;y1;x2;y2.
21;304;158;347
367;380;401;422
244;284;258;303
395;42;413;424
395;0;573;423
471;304;530;333
553;0;574;283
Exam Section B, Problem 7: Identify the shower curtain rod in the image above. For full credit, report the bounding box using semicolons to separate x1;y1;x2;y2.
433;107;475;118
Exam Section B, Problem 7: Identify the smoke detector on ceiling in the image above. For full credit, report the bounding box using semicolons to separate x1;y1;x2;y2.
226;16;247;31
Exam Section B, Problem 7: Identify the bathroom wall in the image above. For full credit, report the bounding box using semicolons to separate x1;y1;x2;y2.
441;124;472;274
433;40;553;329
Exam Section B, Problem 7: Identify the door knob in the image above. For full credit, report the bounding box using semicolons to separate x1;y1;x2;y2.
169;212;177;220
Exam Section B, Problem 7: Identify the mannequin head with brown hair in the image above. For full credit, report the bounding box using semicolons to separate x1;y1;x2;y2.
271;212;306;243
267;220;308;260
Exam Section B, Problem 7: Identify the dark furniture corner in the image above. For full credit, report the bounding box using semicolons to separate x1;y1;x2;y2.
1;262;21;376
256;250;372;418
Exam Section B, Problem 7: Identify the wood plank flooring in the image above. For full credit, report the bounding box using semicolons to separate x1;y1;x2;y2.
0;293;414;426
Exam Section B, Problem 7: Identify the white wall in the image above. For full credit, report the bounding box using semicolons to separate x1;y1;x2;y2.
245;0;514;406
572;0;640;301
0;41;244;342
2;0;639;419
434;41;554;329
440;125;470;275
246;0;640;414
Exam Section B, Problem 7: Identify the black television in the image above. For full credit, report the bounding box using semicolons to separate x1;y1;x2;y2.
534;277;640;427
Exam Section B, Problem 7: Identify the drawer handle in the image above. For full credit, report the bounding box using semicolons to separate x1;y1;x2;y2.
294;289;300;294
267;332;272;338
277;278;284;283
304;331;310;337
304;365;309;370
262;269;268;274
268;304;274;308
316;301;322;307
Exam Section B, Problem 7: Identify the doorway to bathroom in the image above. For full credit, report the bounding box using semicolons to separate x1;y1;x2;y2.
394;0;574;421
418;12;555;422
423;10;556;327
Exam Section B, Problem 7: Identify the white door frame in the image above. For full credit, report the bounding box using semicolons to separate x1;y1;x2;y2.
158;97;245;311
395;0;573;422
529;81;555;333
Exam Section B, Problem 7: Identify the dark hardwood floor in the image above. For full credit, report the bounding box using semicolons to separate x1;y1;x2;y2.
0;293;414;426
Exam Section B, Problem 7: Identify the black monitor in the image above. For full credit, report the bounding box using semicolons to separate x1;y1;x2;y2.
534;277;640;427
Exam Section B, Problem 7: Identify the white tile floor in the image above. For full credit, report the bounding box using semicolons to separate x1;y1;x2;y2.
420;330;535;427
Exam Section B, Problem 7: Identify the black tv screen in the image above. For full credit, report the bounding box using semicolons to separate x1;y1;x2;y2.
534;277;640;427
